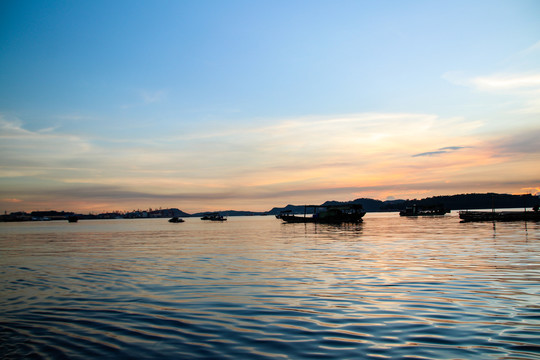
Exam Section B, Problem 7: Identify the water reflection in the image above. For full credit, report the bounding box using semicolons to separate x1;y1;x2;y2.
1;215;539;359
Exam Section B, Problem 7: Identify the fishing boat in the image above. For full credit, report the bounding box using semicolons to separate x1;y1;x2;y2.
279;205;365;224
399;204;449;216
459;208;540;222
168;216;185;223
67;215;79;223
201;212;227;221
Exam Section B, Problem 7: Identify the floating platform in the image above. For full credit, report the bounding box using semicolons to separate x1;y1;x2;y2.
459;210;540;222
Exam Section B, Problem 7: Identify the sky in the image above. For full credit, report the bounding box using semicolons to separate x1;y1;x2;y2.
1;0;539;214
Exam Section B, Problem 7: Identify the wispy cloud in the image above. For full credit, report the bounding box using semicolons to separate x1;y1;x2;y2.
140;89;167;104
470;73;540;90
1;198;22;203
444;70;540;117
0;116;94;177
412;150;447;157
503;39;540;65
472;72;540;115
413;146;468;157
444;41;540;116
443;70;540;91
440;146;467;151
118;89;168;109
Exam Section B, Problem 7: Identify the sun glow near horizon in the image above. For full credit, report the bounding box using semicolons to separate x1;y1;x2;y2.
1;107;538;213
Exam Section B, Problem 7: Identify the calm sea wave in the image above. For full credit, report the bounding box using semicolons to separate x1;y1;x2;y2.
1;212;539;359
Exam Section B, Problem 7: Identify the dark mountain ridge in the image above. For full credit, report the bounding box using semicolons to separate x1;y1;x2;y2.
268;193;539;215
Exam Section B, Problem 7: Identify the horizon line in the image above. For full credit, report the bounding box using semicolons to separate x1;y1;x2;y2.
3;192;538;216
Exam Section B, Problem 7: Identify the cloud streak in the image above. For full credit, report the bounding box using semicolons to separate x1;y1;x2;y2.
140;90;167;104
471;73;540;91
413;146;468;157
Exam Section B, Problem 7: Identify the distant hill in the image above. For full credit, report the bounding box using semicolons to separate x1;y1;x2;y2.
268;193;539;214
167;208;191;217
125;208;191;218
267;204;312;215
267;199;386;215
378;193;539;211
191;210;267;217
322;198;386;212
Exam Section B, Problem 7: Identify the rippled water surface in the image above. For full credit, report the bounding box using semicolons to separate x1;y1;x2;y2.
1;213;539;359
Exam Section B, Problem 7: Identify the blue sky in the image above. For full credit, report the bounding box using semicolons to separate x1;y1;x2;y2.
1;0;539;213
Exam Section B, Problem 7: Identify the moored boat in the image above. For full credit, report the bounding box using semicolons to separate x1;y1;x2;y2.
169;216;185;223
201;212;227;221
400;204;449;216
279;205;365;224
275;210;292;219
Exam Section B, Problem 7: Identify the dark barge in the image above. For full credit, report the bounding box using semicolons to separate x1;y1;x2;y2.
278;205;366;224
459;208;540;222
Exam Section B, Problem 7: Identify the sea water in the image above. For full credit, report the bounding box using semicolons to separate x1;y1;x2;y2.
1;212;539;359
